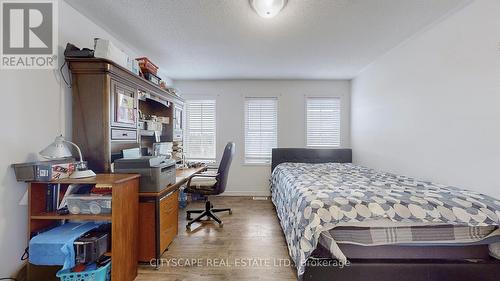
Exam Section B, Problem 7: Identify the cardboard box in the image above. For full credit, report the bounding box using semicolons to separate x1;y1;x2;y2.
94;38;129;70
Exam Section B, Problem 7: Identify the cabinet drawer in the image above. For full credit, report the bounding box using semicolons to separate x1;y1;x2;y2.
111;129;137;141
160;190;178;210
159;190;178;251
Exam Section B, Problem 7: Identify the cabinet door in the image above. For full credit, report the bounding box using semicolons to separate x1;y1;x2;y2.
110;80;138;128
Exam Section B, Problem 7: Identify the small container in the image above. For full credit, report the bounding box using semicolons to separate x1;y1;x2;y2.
145;120;163;131
137;121;146;130
94;38;129;69
178;187;187;209
11;159;75;182
127;57;139;75
66;194;112;215
56;261;111;281
144;72;161;85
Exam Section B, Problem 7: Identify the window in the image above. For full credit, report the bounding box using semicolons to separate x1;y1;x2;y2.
185;100;216;161
244;97;278;164
306;97;341;147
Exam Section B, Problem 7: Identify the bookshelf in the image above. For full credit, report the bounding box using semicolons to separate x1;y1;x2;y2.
27;174;140;281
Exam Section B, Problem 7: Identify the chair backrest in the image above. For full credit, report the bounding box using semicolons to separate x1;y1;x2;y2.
214;142;235;195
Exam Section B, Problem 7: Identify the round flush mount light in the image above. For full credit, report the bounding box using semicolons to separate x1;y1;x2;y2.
250;0;288;18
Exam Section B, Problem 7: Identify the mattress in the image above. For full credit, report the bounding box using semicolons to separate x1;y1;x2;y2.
325;224;500;246
312;243;493;260
270;162;500;279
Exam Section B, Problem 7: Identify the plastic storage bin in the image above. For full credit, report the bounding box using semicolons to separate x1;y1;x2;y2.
56;262;110;281
11;159;75;181
66;195;112;215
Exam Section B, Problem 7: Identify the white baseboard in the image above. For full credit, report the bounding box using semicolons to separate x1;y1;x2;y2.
219;190;270;197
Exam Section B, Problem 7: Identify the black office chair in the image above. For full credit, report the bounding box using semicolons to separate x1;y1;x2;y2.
185;142;235;229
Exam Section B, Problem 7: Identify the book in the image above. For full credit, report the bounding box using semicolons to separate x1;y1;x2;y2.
46;184;53;212
52;184;58;212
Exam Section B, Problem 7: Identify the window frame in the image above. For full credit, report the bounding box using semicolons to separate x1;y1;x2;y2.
305;96;341;148
244;97;279;165
184;99;217;162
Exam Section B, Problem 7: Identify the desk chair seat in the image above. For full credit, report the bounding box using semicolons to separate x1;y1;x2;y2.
186;173;218;194
185;142;235;229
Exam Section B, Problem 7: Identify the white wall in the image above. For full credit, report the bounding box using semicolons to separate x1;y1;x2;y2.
0;1;138;276
175;80;351;196
351;0;500;199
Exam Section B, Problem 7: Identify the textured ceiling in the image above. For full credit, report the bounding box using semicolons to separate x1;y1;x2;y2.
65;0;469;80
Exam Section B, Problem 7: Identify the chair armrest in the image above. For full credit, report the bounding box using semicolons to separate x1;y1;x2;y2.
192;174;219;178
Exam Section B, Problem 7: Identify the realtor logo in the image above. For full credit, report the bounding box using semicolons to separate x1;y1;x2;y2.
1;0;58;69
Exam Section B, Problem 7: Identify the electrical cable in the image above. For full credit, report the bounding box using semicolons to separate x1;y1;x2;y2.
59;60;72;88
21;247;29;261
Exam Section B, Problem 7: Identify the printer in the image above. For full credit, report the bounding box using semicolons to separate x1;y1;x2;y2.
114;156;176;192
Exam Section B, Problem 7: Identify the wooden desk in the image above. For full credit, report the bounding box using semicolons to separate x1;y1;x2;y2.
27;174;139;281
138;166;206;263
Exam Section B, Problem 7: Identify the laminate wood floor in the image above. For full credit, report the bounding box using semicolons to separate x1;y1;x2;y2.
136;196;297;281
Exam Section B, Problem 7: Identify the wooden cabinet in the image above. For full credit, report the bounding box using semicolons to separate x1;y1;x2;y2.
137;167;206;263
67;57;184;172
138;190;179;262
27;174;140;281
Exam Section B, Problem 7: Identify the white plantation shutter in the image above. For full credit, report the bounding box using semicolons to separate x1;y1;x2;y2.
185;100;216;161
306;97;341;147
245;97;278;164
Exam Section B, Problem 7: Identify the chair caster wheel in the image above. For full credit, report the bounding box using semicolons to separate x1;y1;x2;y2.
229;210;232;215
219;223;223;228
186;224;191;230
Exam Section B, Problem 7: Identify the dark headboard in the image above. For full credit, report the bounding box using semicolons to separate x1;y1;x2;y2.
271;148;352;172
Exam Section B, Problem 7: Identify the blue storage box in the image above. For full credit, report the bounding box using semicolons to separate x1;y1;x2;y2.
29;222;103;270
56;262;111;281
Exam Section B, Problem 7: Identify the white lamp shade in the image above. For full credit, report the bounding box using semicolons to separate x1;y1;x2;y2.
39;135;96;178
39;136;73;159
251;0;287;18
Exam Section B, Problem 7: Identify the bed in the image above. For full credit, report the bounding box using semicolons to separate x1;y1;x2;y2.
270;148;500;281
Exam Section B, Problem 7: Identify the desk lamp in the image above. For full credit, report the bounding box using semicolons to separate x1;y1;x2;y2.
39;135;96;178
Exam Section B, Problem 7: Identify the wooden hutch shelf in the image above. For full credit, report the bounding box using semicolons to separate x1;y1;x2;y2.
31;212;112;221
67;57;188;272
66;57;184;173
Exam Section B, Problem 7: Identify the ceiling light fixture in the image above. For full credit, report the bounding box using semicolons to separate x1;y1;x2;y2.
250;0;287;19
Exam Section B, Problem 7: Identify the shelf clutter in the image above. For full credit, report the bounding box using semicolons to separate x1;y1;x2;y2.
26;174;139;281
91;38;181;97
17;37;190;281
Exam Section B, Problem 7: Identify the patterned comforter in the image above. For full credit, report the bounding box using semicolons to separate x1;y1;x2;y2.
270;163;500;278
